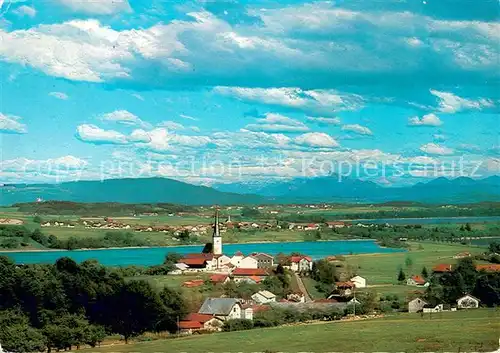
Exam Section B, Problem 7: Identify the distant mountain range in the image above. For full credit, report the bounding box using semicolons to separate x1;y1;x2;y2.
1;176;499;206
215;175;500;203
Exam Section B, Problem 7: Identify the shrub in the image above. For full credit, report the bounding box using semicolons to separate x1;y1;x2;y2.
222;319;253;332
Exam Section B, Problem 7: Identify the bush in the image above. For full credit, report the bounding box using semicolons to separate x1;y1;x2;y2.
222;319;253;332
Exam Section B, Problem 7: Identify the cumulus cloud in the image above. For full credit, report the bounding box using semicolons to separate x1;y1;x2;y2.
294;132;339;148
158;121;185;130
306;116;341;125
99;110;149;128
430;90;495;113
433;134;447;141
49;91;69;100
341;124;373;136
420;143;454;155
76;124;129;144
13;5;36;17
215;87;363;114
0;113;27;134
55;0;131;15
244;113;309;133
408;113;443;127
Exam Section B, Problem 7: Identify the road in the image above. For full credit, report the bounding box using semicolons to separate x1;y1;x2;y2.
293;272;313;302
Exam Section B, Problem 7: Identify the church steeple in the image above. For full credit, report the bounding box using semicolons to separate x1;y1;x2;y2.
212;208;222;255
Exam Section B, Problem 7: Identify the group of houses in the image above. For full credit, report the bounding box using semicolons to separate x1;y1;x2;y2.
408;294;481;313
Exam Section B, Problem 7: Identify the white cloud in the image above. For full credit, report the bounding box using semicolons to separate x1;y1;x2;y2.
420;143;454;155
49;91;69;100
244;113;309;133
55;0;131;15
135;128;212;152
158;121;185;130
215;86;363;113
1;155;87;172
180;114;198;121
408;113;443;126
433;134;446;141
306;116;341;125
0;113;27;134
13;5;36;17
129;129;151;143
76;124;129;144
341;124;373;136
132;93;144;101
457;144;481;153
99;110;149;128
430;90;495;113
294;132;339;148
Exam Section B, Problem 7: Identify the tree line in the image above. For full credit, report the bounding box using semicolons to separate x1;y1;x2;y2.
0;256;187;352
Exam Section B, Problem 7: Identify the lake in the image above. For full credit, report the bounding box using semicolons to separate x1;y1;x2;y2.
0;240;403;266
352;216;500;225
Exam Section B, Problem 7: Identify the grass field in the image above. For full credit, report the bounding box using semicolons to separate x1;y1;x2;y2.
345;242;484;285
80;309;500;353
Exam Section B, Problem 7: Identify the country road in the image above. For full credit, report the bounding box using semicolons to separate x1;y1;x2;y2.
293;272;313;302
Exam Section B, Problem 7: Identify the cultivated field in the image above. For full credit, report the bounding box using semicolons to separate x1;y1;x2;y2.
80;309;500;353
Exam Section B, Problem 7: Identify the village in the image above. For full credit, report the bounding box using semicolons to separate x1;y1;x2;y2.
151;211;497;335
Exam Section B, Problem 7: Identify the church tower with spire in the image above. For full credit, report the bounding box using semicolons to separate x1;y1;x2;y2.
212;209;222;255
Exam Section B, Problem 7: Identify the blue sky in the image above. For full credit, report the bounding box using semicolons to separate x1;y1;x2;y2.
0;0;499;186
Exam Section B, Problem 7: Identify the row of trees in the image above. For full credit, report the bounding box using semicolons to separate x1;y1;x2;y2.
0;256;187;352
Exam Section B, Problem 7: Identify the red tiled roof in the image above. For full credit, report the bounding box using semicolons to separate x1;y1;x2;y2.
432;264;453;272
410;275;426;284
184;253;214;260
250;305;271;313
182;279;205;287
290;255;312;263
210;274;228;283
179;258;208;266
476;264;500;272
178;320;203;329
234;251;244;256
232;268;269;276
184;313;214;323
249;275;262;283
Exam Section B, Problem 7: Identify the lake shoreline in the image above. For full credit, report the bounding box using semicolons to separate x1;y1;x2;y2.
0;238;374;254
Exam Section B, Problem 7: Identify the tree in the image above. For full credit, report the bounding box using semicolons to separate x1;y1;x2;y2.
101;280;169;343
241;207;261;218
421;266;429;279
33;216;43;224
178;230;190;242
404;255;413;273
202;243;213;254
397;268;406;283
0;310;46;353
311;260;338;285
465;223;472;231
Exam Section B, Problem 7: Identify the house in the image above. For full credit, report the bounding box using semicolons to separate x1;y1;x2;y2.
198;298;251;321
453;252;471;259
287;292;306;303
476;264;500;272
289;255;313;272
326;221;346;228
251;290;277;304
230;251;245;266
422;303;454;313
333;281;354;296
406;275;429;287
408;297;428;313
232;268;269;283
350;275;366;288
326;296;360;305
432;264;453;273
210;274;229;284
178;313;223;334
215;255;232;269
178;258;208;271
236;256;259;269
457;294;480;309
250;253;274;269
170;262;189;275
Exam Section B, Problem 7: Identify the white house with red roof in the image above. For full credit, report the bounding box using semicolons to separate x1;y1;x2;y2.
289;255;313;272
178;313;224;334
406;275;429;287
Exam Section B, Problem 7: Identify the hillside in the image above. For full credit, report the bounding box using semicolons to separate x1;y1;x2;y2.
0;178;266;206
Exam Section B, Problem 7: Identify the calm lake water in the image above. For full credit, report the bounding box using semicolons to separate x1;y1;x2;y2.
353;216;500;225
0;240;403;266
